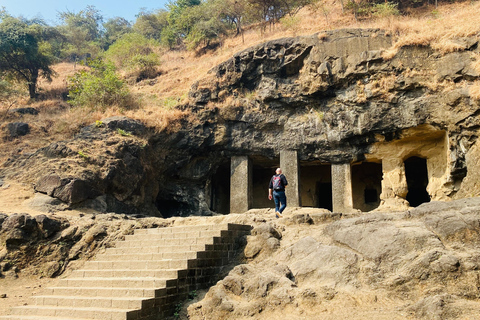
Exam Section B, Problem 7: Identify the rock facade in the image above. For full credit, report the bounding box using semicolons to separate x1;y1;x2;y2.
1;29;480;216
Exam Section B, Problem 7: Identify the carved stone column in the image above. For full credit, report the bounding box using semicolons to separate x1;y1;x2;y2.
230;156;252;213
331;163;353;213
379;158;409;209
280;150;301;207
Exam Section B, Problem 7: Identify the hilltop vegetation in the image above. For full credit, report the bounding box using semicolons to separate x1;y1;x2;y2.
0;0;480;165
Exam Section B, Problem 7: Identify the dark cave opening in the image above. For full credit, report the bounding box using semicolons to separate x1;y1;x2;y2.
300;161;332;211
209;161;231;214
155;199;191;218
252;156;279;209
404;156;431;207
352;162;383;212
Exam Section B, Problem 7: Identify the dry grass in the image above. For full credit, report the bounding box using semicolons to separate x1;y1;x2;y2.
371;2;480;53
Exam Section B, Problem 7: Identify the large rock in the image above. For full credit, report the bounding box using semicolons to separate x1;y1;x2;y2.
8;107;39;115
276;236;360;287
35;175;100;205
53;179;99;204
324;215;444;268
188;263;296;320
35;175;67;196
24;194;69;212
5;122;29;138
101;116;146;135
34;215;64;238
244;223;282;259
1;213;39;248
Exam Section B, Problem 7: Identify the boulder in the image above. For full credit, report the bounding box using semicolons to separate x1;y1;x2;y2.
53;179;100;204
24;194;69;212
8;107;39;115
35;175;67;196
244;223;282;259
101;116;146;135
324;215;444;269
5;122;29;138
1;213;40;248
35;175;100;205
188;263;296;320
276;236;360;287
34;215;64;238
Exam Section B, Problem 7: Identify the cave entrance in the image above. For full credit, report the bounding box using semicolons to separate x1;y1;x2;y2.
252;156;278;209
155;199;190;218
351;162;382;212
300;161;332;211
208;161;231;214
404;156;430;207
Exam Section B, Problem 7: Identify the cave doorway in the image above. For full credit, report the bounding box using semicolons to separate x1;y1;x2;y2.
252;156;278;209
404;156;430;207
351;162;382;212
155;199;190;218
300;162;332;211
209;161;231;214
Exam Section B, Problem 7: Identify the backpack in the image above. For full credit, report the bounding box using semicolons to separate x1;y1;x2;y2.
272;175;283;190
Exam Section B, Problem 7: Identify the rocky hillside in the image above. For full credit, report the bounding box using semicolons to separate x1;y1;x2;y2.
1;29;479;216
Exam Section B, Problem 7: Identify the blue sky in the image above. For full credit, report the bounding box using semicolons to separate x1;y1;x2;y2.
1;0;169;25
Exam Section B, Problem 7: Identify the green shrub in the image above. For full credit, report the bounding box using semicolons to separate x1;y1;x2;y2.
116;128;131;136
372;2;400;18
104;33;160;80
68;58;130;110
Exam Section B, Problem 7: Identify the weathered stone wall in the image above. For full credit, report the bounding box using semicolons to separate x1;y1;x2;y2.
2;29;479;215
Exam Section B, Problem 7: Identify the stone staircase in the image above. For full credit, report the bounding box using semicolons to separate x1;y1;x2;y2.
1;223;251;320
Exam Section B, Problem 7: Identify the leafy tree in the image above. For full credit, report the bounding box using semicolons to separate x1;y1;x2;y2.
103;17;132;49
57;6;104;61
133;9;169;41
104;33;160;80
68;58;130;109
215;0;248;37
0;15;55;98
161;0;202;48
184;2;231;50
245;0;315;30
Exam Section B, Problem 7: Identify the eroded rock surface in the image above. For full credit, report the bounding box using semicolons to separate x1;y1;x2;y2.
189;199;480;319
1;29;480;216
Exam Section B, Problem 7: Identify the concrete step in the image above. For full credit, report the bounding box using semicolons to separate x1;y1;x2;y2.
9;305;139;320
81;259;189;270
56;277;169;289
113;237;217;248
33;296;148;309
124;230;233;241
70;269;186;279
41;286;158;298
94;251;197;261
133;224;232;235
133;223;251;235
104;244;206;254
2;223;252;320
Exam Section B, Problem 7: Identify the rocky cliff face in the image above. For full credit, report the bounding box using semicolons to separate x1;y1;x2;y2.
1;29;479;216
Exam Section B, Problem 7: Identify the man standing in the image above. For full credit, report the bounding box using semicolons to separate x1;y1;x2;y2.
268;168;288;218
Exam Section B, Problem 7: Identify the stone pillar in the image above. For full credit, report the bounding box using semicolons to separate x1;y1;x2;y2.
379;158;410;209
331;163;353;213
230;156;252;213
280;150;301;207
